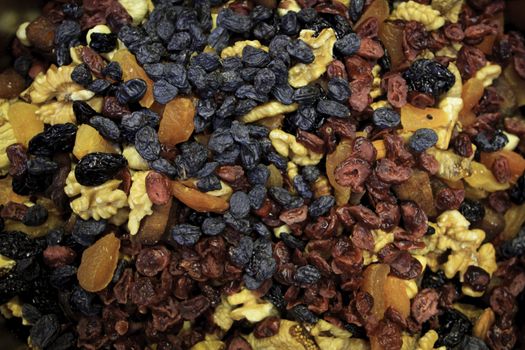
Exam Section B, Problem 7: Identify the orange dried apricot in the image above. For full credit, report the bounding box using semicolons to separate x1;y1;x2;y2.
326;139;352;205
400;103;448;132
459;78;484;126
171;181;229;213
8;102;44;148
112;50;154;108
77;233;120;292
158;97;195;146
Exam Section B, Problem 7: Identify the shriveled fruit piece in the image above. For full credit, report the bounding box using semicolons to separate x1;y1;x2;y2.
459;78;484;127
77;233;120;292
171;181;229;213
8;102;44;148
158;97;195;146
136;199;173;245
393;170;436;217
73;124;115;159
326;140;352;205
112;50;154;108
400;103;449;131
475;13;503;55
480;150;525;184
266;164;283;188
355;0;389;29
504;64;525;107
0;69;26;99
26;16;56;51
362;264;410;350
379;22;404;70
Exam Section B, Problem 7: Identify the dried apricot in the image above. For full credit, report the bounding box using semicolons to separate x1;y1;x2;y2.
171;181;229;213
77;233;120;292
400;103;448;132
355;0;389;29
112;50;154;108
8;102;44;148
158;97;195;147
326;140;352;205
73;124;116;159
379;22;405;70
459;78;484;127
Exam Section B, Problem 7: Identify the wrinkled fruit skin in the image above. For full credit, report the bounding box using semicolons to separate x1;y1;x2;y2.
75;153;127;186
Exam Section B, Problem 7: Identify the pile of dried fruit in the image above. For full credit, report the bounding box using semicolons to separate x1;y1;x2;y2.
0;0;524;349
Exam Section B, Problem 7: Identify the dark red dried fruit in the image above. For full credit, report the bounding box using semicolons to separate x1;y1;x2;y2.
43;245;76;268
136;246;171;277
454;133;474;158
435;187;465;211
357;38;384;59
375;158;412;184
145;172;171;205
464;265;490;292
296;129;325;154
347;205;381;229
334;157;372;192
444;23;465;42
382;73;408;109
456;45;487;80
81;46;106;77
327;60;348;81
102;96;130;119
0;202;28;221
411;288;439;324
400;201;427;238
491;156;511;183
6;144;28;177
351;223;374;251
279;205;308;225
254;316;280;338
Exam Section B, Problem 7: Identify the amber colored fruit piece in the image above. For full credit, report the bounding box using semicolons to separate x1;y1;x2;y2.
8;102;44;148
326;139;352;205
503;64;525;107
266;164;283;188
372;140;386;159
393;170;436;217
158;97;195;146
480;150;525;184
473;308;495;341
379;22;405;70
171;181;229;213
459;78;484;126
256;114;284;130
136;199;173;245
77;233;120;292
112;50;154;108
400;103;449;132
355;0;389;29
363;264;410;350
0;69;26;99
73;124;115;159
500;203;525;241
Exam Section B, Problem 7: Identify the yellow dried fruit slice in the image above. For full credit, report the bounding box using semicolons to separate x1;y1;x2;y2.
112;50;154;108
326;140;352;205
401;103;449;131
171;181;229;213
77;233;120;292
73;124;115;159
158;97;195;146
8;101;44;148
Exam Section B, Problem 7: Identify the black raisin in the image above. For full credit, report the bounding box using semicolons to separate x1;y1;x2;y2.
89;116;121;142
459;199;485;224
74;152;127;186
316;100;351;118
30;314;60;349
170;224;202;246
327;77;351;103
335;33;361;56
71;63;93;86
89;32;118;53
135;126;161;161
153;79;178;104
294;264;321;284
242;45;271;68
87;79;111;94
372;107;401;129
0;231;42;260
28;123;77;156
308;195;335;217
201;217;226;236
436;309;472;347
101;61;122;82
22;204;48;226
473;130;508;152
116;79;147;104
286;39;314;64
403;59;456;98
408;128;438;153
229;236;254;267
72;218;107;246
216;8;252;34
288;305;318;323
509;173;525;205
